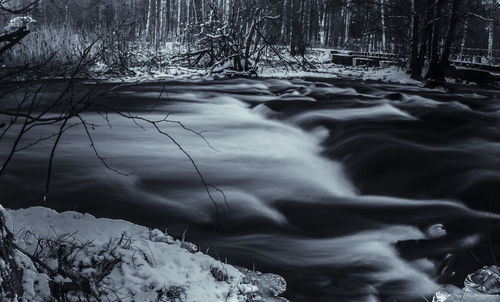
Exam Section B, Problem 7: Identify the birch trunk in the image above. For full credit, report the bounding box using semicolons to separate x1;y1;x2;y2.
98;4;103;30
224;0;230;21
186;0;191;28
487;0;495;61
153;0;157;44
177;0;182;36
201;0;205;21
344;0;351;44
146;0;153;38
488;20;494;61
281;0;288;40
460;18;467;60
318;0;326;46
159;0;165;42
64;0;70;25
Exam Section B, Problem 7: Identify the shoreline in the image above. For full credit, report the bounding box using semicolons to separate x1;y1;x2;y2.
2;64;498;91
0;205;289;302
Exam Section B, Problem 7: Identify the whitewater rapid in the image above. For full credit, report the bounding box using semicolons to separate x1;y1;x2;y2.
1;78;499;302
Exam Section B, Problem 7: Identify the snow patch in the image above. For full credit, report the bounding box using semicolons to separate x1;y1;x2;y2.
4;16;36;33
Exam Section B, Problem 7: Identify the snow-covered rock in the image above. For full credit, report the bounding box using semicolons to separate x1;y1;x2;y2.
0;205;288;302
433;266;500;302
464;266;500;295
238;269;288;302
3;16;36;33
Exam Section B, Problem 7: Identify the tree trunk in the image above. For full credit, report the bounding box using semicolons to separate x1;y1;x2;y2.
343;0;351;45
244;10;259;71
159;0;165;42
487;20;494;61
152;0;158;44
380;0;386;52
425;0;446;81
425;26;441;80
460;17;467;60
224;0;230;21
416;0;435;74
188;0;192;27
290;0;299;55
146;0;153;39
409;0;421;79
281;0;289;44
178;0;183;36
437;0;461;77
318;0;326;46
64;0;70;26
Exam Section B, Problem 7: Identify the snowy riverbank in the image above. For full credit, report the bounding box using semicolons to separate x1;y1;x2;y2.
0;205;287;301
96;64;423;87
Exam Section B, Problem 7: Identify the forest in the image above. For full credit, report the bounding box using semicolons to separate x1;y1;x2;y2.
0;0;499;81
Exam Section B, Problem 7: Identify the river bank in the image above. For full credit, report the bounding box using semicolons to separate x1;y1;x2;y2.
0;205;288;301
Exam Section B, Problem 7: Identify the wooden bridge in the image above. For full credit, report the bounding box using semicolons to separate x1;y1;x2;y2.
330;50;396;67
330;49;500;73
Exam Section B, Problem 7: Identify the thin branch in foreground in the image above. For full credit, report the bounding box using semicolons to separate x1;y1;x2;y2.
15;122;80;152
44;118;68;202
76;114;131;176
96;103;228;213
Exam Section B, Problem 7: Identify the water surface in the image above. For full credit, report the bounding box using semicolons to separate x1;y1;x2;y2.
1;78;499;301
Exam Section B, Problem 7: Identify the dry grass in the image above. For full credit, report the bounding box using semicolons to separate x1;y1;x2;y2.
2;24;94;74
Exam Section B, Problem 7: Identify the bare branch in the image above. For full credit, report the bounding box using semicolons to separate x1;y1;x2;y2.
44;118;68;202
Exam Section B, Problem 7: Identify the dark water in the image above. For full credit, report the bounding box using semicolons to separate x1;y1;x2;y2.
1;78;500;301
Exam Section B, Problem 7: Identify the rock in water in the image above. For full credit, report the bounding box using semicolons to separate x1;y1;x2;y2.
238;267;289;302
433;266;500;302
464;265;500;295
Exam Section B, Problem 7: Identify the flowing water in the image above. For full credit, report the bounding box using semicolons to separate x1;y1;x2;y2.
1;78;500;301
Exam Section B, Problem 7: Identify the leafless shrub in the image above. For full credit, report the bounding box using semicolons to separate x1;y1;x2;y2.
0;210;24;299
157;285;186;302
175;3;282;77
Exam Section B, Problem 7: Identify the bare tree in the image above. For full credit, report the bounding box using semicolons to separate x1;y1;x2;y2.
174;2;281;76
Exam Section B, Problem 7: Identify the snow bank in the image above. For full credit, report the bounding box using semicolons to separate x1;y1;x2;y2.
354;66;422;85
1;205;287;302
260;65;422;85
103;64;421;87
258;67;340;79
45;41;423;86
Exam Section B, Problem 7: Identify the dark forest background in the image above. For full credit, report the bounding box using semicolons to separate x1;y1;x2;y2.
0;0;499;80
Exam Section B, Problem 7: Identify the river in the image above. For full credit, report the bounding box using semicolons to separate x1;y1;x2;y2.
1;78;500;301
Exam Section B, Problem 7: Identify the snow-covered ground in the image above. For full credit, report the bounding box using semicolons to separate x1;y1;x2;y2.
101;64;422;87
92;43;422;86
259;65;422;85
3;35;425;86
1;205;287;302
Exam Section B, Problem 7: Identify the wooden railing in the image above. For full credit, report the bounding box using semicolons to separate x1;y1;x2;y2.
330;48;500;71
